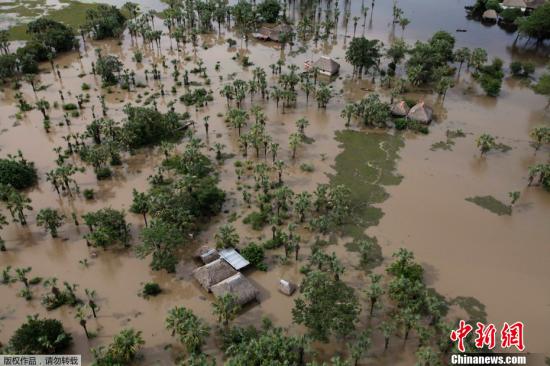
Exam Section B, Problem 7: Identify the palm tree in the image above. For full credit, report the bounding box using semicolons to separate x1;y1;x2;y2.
270;142;280;163
214;224;239;249
350;330;371;366
476;133;496;156
294;192;312;222
36;208;65;238
227;108;248;136
340;103;355;127
315;83;332;108
6;190;32;225
75;306;90;338
274;160;285;185
454;47;471;78
214;143;225;160
166;306;209;354
301;80;315;105
289;133;303;159
295;118;309;135
110;329;145;363
352;16;360;38
85;288;99;318
365;274;384;316
212;293;240;328
415;346;439;366
0;213;8;251
379;320;396;350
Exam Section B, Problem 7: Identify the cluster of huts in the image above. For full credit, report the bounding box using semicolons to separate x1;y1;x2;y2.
193;246;259;306
391;100;433;124
482;0;546;21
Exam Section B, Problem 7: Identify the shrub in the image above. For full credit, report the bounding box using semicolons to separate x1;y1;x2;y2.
394;118;408;130
0;155;38;189
95;166;112;180
81;83;91;90
83;188;95;200
243;211;269;230
142;282;162;297
241;243;267;271
62;103;78;111
300;163;314;172
9;315;72;354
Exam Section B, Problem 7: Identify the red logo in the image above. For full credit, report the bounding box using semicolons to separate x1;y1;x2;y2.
450;321;525;352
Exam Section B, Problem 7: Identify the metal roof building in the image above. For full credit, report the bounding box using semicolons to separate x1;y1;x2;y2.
219;248;250;271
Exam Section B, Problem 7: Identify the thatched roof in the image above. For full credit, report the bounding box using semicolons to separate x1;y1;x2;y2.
482;9;498;21
193;259;237;291
502;0;526;8
211;273;259;306
257;24;293;42
407;102;433;124
525;0;547;8
391;100;410;117
314;57;340;75
278;279;296;296
194;246;220;264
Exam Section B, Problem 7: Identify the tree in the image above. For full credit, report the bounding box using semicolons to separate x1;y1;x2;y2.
345;37;382;76
26;18;77;53
350;330;371;366
130;189;149;226
83;208;130;249
0;212;8;251
294;191;312;222
340;103;356;128
0;154;38;189
533;73;550;109
257;0;281;23
379;320;396;351
516;3;550;45
289;133;303;159
415;346;439;366
215;223;239;249
454;47;470;77
354;93;390;127
296;118;309;135
365;273;384;316
529;125;550;152
86;4;126;39
137;220;182;272
212;293;240;328
476;133;496;156
292;270;360;342
166;306;210;354
315;83;332;108
9;315;72;354
6;189;33;225
96;55;123;85
36;208;65;238
92;328;144;365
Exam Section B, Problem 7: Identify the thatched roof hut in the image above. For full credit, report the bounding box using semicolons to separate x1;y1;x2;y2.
482;9;498;21
525;0;547;9
314;57;340;76
502;0;527;9
211;273;259;306
194;246;220;264
255;24;293;42
391;100;410;117
407;102;433;124
193;259;237;291
278;279;296;296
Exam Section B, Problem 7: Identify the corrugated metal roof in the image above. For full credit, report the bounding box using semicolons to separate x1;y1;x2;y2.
219;248;250;270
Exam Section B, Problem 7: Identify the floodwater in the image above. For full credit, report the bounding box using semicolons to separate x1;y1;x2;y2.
0;0;549;364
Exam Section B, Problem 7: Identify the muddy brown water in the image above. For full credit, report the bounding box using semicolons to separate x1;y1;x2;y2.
1;0;550;364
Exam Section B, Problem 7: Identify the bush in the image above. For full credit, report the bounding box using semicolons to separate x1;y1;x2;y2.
81;83;91;90
243;211;269;230
83;188;95;200
241;243;267;271
394;118;408;130
142;282;162;297
95;166;112;180
62;103;78;111
0;156;38;189
300;163;314;172
9;315;72;354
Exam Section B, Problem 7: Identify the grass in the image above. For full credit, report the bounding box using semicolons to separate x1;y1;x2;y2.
465;195;512;216
329;130;403;266
3;0;102;40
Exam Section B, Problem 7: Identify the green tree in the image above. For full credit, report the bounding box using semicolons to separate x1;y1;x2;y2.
130;189;149;226
26;18;77;53
533;73;550;109
36;208;65;238
476;133;496;156
292;270;360;342
6;189;33;225
345;37;382;76
0;154;38;189
516;3;550;45
257;0;281;23
85;4;126;39
315;83;332;108
212;293;241;328
83;208;130;249
166;306;210;354
289;132;303;159
350;330;371;366
365;273;384;316
215;223;239;249
96;55;123;85
9;315;72;354
136;220;182;272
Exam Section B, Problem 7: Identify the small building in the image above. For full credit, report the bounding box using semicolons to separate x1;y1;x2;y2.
278;279;296;296
254;24;293;42
194;245;220;264
482;9;498;22
219;248;250;271
390;100;410;117
193;259;237;291
306;56;340;76
407;102;433;124
211;273;259;306
501;0;527;10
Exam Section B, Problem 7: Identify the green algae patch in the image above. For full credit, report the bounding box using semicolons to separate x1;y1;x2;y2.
465;195;512;216
329;130;403;266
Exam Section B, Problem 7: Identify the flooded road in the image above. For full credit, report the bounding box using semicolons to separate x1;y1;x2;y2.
0;0;549;364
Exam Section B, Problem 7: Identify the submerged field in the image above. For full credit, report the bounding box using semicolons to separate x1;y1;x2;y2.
0;0;549;364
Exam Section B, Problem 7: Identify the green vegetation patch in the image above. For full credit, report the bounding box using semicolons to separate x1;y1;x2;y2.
450;296;488;323
329;130;403;267
5;0;102;41
430;139;455;151
465;195;512;216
